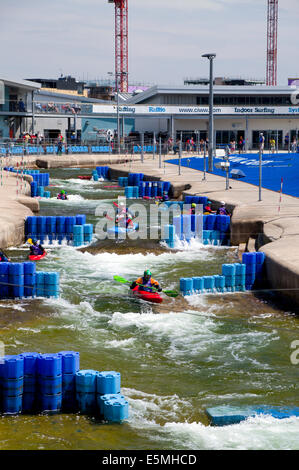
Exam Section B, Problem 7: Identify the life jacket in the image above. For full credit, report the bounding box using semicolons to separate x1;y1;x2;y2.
218;207;228;216
135;277;159;292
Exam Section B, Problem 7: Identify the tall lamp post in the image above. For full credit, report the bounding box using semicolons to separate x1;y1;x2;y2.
202;53;216;172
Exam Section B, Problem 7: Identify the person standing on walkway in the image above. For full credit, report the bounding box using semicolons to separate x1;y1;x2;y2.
259;133;265;152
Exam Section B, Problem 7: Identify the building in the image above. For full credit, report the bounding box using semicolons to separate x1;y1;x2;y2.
90;84;299;149
0;77;41;139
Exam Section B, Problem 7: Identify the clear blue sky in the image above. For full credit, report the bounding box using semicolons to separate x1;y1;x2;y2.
1;0;298;86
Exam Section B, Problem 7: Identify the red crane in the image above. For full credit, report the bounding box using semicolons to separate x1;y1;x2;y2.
267;0;278;86
108;0;129;93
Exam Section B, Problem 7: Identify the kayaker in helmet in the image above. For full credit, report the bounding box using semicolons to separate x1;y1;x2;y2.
57;190;68;200
204;200;216;215
27;239;45;256
216;201;230;216
162;191;169;202
116;202;134;228
190;203;196;215
0;249;10;262
130;269;162;293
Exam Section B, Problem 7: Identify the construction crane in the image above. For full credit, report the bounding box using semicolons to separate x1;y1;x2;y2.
266;0;278;86
108;0;129;93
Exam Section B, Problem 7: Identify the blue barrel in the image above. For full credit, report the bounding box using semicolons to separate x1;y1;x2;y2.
199;196;208;207
35;272;45;297
44;272;59;298
138;183;144;198
96;371;121;395
37;354;62;378
2;394;22;414
62;374;76;395
37;393;62;412
182;214;191;240
76;392;96;414
145;182;151;197
2;377;23;395
26;216;37;237
203;276;215;291
37;186;44;197
56;216;66;234
185;196;193;205
103;398;129;422
23;375;36;394
242;252;257;265
23;262;36;275
180;278;193;295
58;351;80;374
36;216;46;236
222;264;236;277
38;375;62;395
22;393;36;413
173;217;182;240
97;393;126;415
46;216;56;235
30;181;38;197
75;370;98;394
8;263;24;276
206;215;216;230
65;216;76;234
76;215;86;225
202;214;208;230
192;277;204;293
125;186;134;199
256;252;265;265
20;352;39;376
163;182;171;194
1;355;24;379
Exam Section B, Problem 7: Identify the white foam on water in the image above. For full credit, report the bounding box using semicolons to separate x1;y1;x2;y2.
122;388;299;450
161;415;299;450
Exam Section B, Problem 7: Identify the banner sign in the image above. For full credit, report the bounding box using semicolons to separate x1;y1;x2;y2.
93;104;299;116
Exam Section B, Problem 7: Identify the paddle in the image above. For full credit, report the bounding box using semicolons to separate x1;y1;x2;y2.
113;275;179;298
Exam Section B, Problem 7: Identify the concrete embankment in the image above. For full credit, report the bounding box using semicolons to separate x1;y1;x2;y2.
0;169;39;248
5;153;150;170
108;156;299;310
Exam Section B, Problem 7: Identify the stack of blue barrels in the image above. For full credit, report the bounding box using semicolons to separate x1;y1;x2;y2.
179;252;265;296
4;167;50;198
185;195;208;206
96;166;109;179
118;177;129;187
125;186;139;199
0;262;59;300
162;225;176;249
172;215;202;241
242;252;265;290
37;354;62;413
20;352;39;413
203;214;230;246
25;214;92;246
92;169;99;181
140;180;171;199
0;352;129;421
0;355;24;414
60;351;80;412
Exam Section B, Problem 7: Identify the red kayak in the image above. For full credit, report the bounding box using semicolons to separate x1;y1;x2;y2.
78;176;92;180
29;251;47;261
132;286;163;304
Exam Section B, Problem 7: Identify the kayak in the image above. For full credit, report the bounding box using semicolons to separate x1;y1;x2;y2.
78;176;92;180
29;251;47;261
132;286;163;304
107;223;138;235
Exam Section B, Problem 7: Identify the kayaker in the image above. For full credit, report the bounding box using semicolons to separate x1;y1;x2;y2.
204;200;216;214
116;203;134;228
162;191;169;202
57;190;68;200
0;249;10;262
130;270;162;293
190;203;196;215
216;201;231;216
27;239;45;256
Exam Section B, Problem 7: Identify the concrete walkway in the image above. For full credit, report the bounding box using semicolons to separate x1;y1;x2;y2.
0;164;39;248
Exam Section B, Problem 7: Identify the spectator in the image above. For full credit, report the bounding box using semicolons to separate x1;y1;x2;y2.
167;137;173;153
18;99;26;112
173;138;181;155
259;133;265;152
190;137;195;152
238;136;245;154
285;134;290;150
230;139;236;154
270;137;276;153
291;138;297;153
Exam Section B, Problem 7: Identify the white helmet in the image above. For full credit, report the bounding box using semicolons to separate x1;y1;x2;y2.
220;201;225;206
